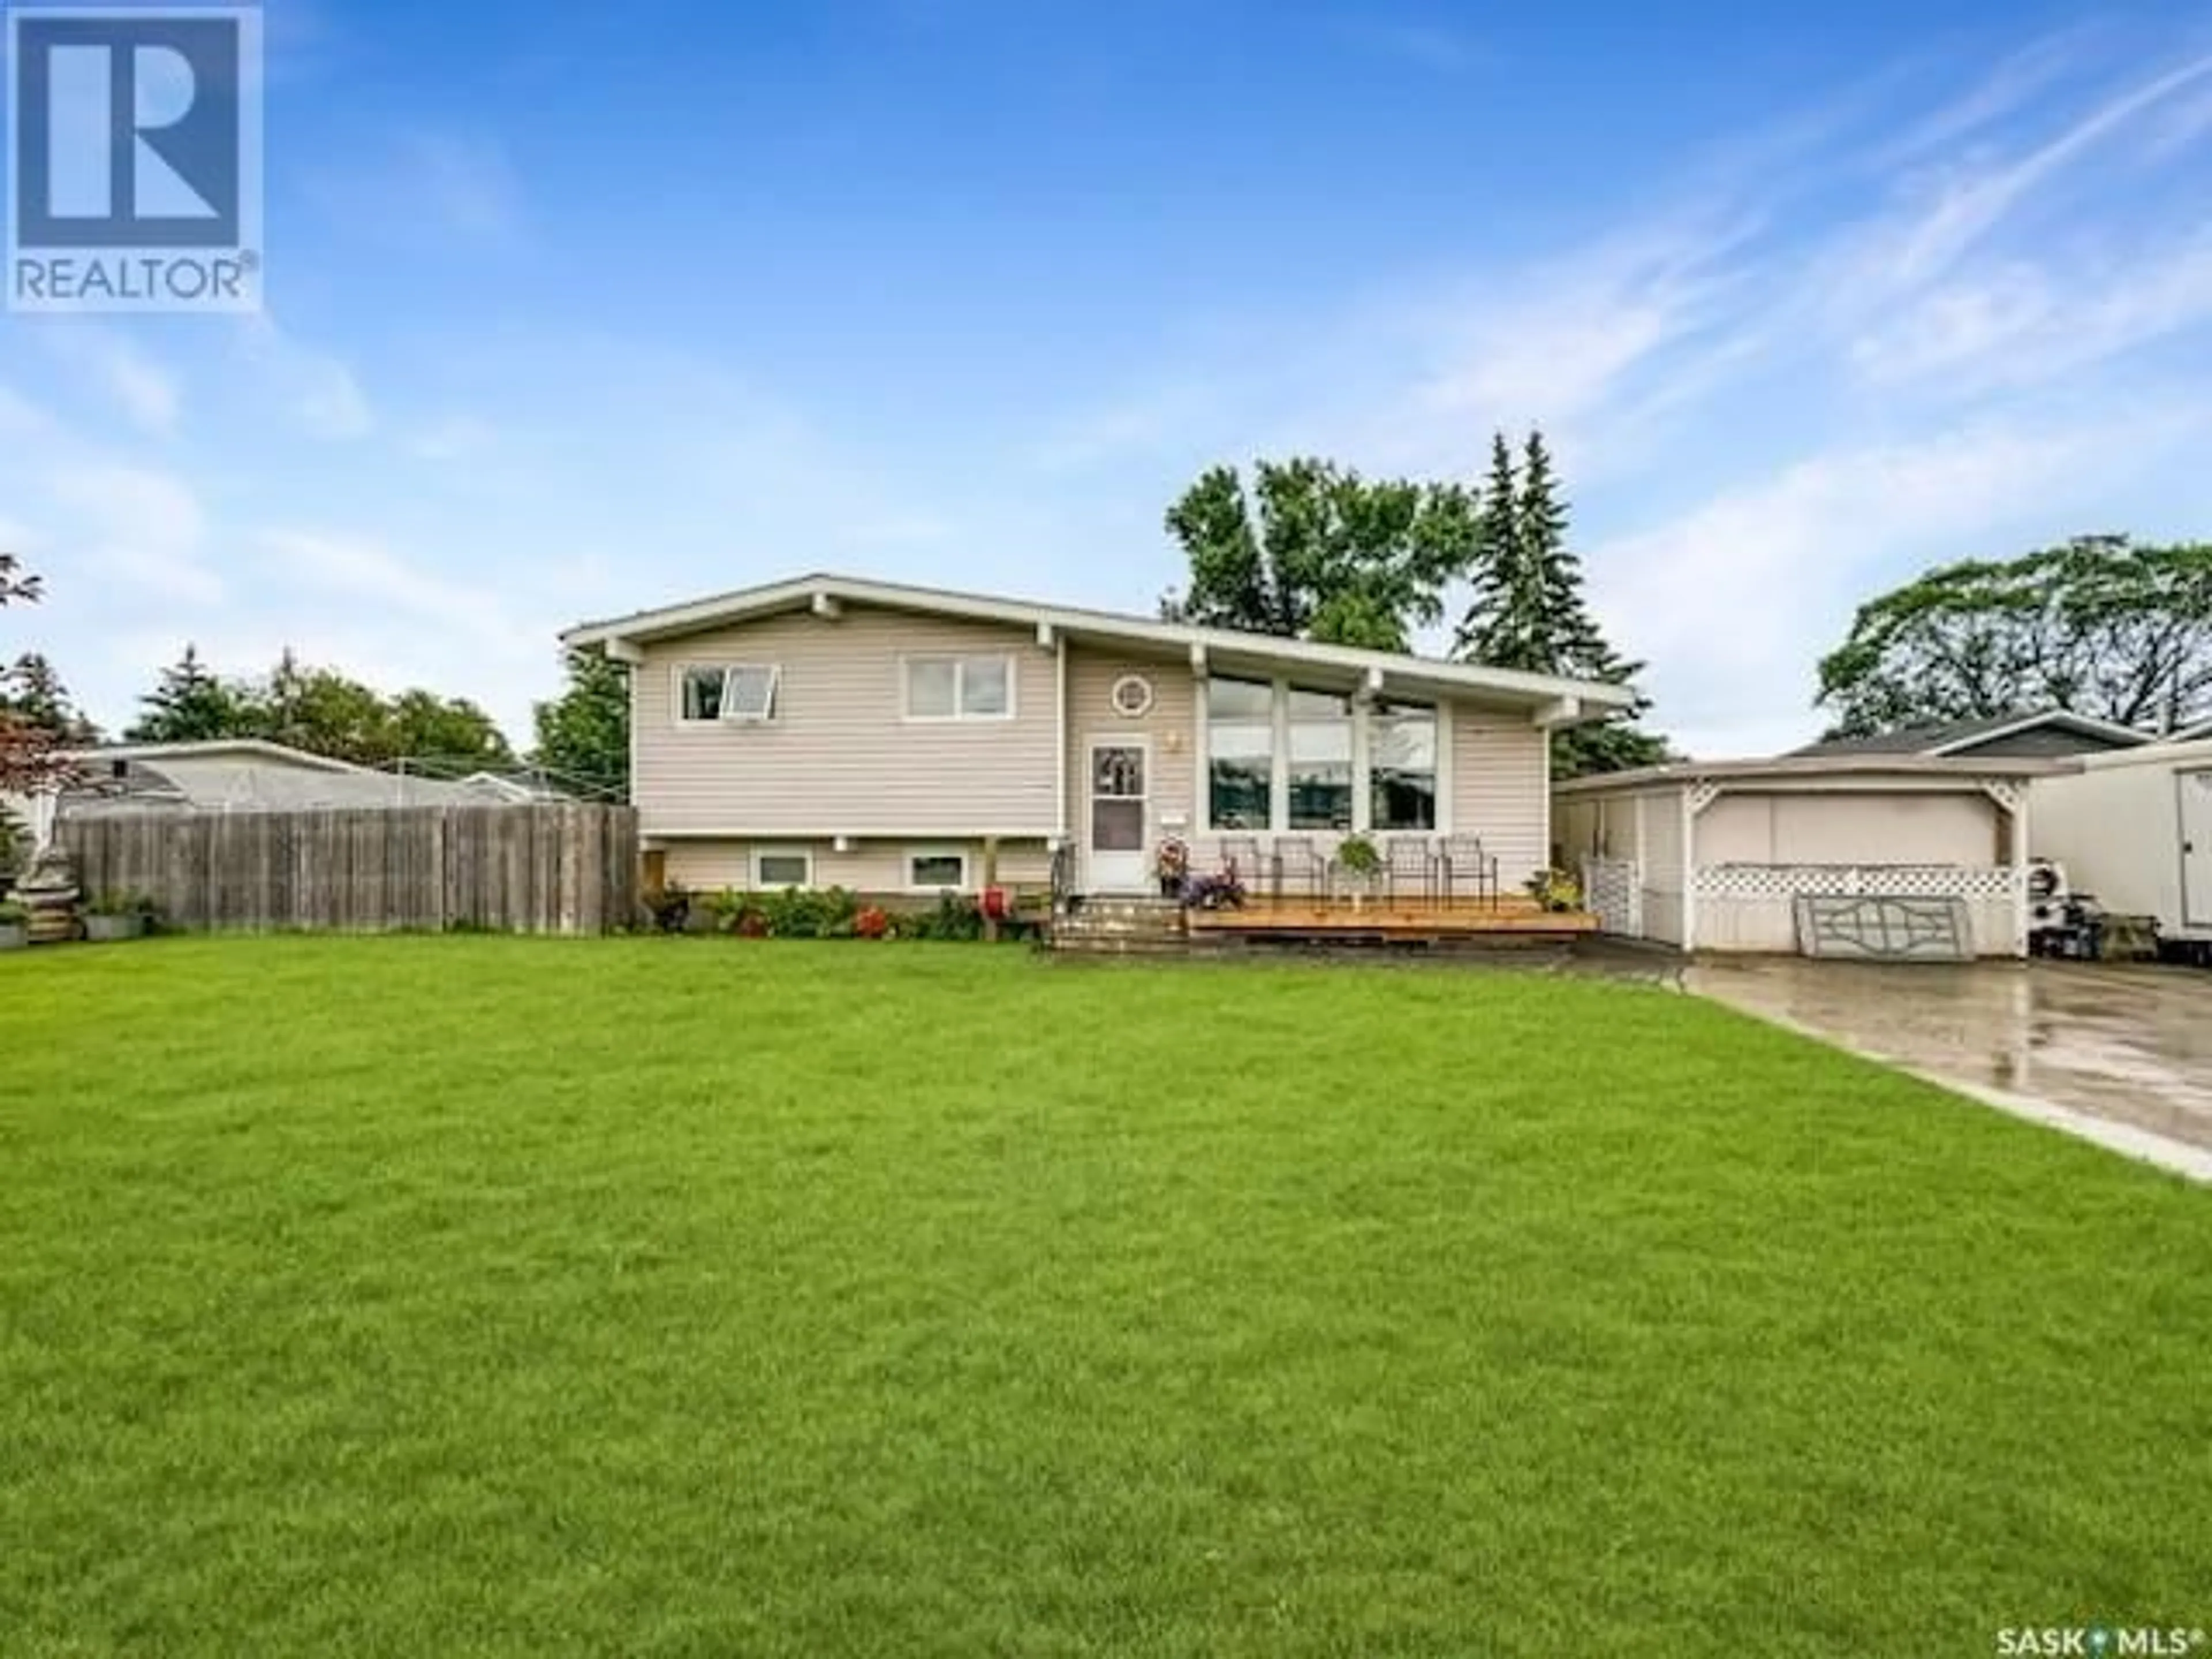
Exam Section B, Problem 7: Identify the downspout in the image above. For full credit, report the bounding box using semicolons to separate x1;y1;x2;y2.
1054;635;1069;849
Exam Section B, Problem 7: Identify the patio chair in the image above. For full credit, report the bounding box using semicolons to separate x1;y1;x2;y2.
1215;835;1262;885
1440;835;1499;907
1271;837;1323;903
1385;838;1437;907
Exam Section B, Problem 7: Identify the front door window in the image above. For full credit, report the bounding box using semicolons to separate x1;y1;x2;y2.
1092;745;1146;854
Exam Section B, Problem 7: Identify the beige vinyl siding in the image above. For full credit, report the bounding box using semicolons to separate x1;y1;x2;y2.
1064;647;1198;848
1451;704;1548;881
666;838;1054;896
634;608;1059;837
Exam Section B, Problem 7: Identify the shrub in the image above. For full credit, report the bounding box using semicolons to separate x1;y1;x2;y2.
0;899;27;925
86;889;157;919
1336;835;1382;879
644;881;692;934
1525;868;1583;913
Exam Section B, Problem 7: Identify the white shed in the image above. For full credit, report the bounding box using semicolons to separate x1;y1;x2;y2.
1554;756;2067;957
2029;737;2212;944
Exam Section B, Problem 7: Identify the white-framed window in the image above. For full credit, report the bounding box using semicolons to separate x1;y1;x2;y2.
751;847;813;889
1204;679;1445;835
906;848;971;891
677;664;781;724
903;654;1015;721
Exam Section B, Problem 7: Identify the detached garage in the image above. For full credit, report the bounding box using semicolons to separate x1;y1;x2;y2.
1554;756;2067;958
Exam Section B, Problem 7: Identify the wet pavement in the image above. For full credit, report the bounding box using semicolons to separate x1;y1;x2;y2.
1681;956;2212;1177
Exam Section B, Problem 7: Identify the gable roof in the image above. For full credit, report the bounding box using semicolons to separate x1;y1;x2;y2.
562;571;1638;720
1789;710;2153;759
2172;718;2212;743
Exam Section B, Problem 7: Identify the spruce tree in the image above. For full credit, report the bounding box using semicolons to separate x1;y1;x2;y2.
0;653;98;743
127;645;248;743
1455;433;1544;668
1456;429;1670;777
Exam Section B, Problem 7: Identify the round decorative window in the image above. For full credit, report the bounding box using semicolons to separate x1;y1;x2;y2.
1110;674;1155;718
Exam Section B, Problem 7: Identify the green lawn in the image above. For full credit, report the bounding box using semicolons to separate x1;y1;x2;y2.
2;939;2208;1657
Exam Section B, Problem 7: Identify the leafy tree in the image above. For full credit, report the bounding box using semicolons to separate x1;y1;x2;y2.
126;645;253;743
1454;431;1668;778
0;552;76;798
532;649;631;800
1816;536;2212;736
384;688;513;769
1160;459;1480;651
127;646;518;767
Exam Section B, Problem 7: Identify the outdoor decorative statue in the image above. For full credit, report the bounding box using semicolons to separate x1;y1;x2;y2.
13;845;82;945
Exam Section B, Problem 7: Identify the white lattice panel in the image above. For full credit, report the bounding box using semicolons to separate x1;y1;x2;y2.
1692;863;2021;901
1582;857;1641;935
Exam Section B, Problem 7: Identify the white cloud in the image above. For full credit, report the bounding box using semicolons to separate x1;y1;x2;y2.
404;134;526;247
235;315;374;439
40;327;182;437
47;464;221;604
1587;412;2202;755
406;414;499;463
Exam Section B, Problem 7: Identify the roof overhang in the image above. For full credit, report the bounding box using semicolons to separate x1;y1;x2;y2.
62;740;372;775
562;572;1638;723
1554;753;2081;796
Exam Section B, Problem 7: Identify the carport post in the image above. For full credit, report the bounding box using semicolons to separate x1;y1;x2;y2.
1680;784;1699;953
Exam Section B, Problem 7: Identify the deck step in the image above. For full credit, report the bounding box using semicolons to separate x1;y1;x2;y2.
1049;896;1190;954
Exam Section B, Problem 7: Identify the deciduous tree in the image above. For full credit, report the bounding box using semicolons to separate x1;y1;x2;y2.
531;649;630;800
1160;459;1480;651
1816;536;2212;736
0;554;75;798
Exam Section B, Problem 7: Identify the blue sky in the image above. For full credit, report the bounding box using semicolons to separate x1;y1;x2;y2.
6;0;2212;754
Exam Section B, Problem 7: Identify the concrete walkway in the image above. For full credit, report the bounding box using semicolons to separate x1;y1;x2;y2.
1683;957;2212;1183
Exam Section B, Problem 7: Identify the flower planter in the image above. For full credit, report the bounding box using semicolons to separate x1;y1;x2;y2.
0;922;26;952
84;914;146;943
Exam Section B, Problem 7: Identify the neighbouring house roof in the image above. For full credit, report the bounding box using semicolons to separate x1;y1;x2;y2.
55;741;534;815
561;571;1639;722
69;738;373;774
2170;718;2212;743
1789;710;2153;760
1554;753;2080;797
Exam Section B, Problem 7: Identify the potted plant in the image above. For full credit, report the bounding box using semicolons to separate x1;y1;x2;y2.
1525;868;1583;914
1335;834;1382;909
84;890;154;942
0;899;26;952
1154;837;1190;899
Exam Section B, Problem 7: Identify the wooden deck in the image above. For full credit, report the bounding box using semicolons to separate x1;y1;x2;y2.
1185;896;1600;941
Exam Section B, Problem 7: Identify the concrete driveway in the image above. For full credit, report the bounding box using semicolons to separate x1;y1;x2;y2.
1683;956;2212;1180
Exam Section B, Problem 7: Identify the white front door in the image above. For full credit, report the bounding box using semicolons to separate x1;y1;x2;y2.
1086;738;1150;892
2181;769;2212;927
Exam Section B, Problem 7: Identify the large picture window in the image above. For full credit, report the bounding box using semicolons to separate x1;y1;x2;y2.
1369;700;1438;831
906;655;1015;721
1206;677;1273;830
1287;689;1353;831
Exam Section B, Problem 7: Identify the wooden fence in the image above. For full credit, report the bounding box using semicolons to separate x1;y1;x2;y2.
58;805;639;935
